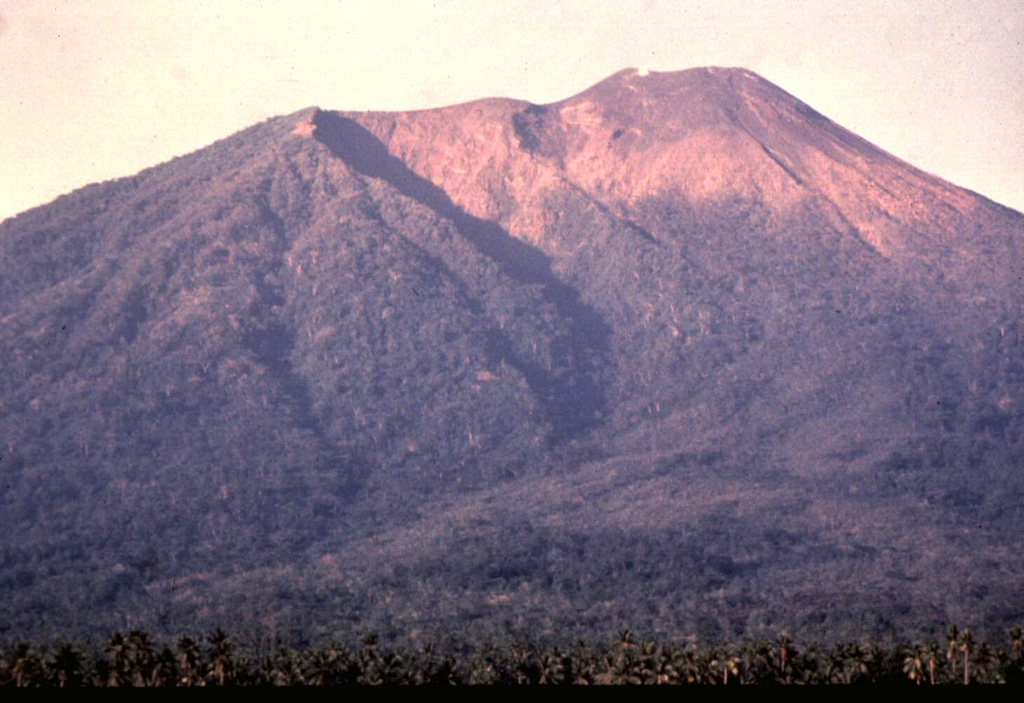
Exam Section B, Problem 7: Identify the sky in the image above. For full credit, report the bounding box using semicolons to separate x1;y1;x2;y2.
1;0;1021;221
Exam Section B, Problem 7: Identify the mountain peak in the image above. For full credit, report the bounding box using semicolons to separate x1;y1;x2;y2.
290;106;323;137
292;67;1002;265
564;65;777;109
0;64;1020;642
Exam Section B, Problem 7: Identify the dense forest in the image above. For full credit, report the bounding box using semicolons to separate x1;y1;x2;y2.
1;68;1020;648
4;626;1023;685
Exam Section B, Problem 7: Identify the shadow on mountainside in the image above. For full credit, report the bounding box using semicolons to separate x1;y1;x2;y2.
312;111;612;441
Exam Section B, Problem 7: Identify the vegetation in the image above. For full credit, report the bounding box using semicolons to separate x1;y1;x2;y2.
3;626;1022;685
1;83;1020;647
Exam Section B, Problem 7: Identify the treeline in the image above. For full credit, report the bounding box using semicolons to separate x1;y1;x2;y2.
3;626;1022;686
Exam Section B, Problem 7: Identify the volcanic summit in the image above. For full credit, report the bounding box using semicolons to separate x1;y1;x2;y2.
0;67;1020;642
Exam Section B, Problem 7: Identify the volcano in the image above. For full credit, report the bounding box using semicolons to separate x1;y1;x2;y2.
1;67;1020;643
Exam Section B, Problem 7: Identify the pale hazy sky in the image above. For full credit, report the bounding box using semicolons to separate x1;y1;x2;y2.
1;0;1021;221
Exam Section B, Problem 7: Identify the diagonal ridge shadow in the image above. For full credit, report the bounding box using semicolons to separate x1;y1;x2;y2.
312;111;611;440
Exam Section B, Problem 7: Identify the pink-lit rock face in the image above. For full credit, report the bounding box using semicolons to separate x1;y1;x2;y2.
290;111;318;138
316;67;1016;290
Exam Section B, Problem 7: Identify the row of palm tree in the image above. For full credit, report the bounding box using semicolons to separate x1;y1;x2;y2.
3;626;1022;686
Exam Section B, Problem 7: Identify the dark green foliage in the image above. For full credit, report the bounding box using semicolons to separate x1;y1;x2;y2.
3;628;1022;685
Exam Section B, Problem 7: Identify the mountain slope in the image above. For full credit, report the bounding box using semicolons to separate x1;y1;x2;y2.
1;67;1020;642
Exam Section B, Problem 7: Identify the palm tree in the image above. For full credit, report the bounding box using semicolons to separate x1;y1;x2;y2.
747;641;776;684
1010;626;1023;664
208;629;235;686
708;648;740;685
105;632;130;687
153;647;178;687
671;645;702;685
176;636;204;686
959;629;975;685
972;641;1001;684
828;642;867;684
466;643;502;685
9;642;44;687
537;648;566;685
903;644;925;685
777;634;796;683
636;640;676;685
126;629;156;686
49;643;86;688
566;640;598;685
861;644;886;684
946;625;960;683
924;642;941;685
